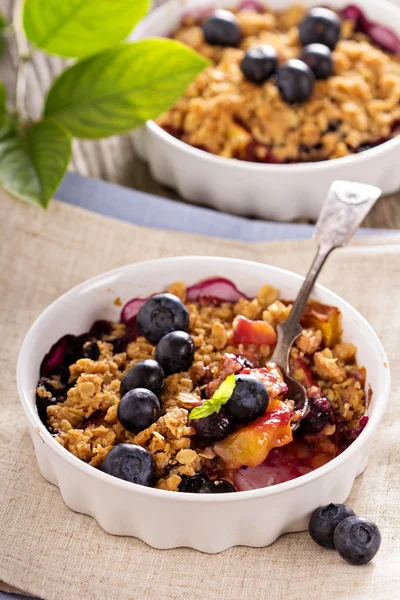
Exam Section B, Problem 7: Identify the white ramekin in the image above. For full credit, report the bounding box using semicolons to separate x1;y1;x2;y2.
17;257;390;553
131;0;400;221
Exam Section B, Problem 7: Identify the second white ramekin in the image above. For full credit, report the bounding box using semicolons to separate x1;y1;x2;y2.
131;0;400;220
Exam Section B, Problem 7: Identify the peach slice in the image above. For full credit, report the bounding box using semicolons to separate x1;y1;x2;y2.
300;301;342;347
232;315;277;347
213;399;293;469
289;356;316;389
227;123;252;154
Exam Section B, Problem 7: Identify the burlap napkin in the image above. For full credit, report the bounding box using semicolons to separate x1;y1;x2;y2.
1;191;399;600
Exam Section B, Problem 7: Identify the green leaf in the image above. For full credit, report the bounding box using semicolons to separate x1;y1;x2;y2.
213;373;237;404
0;119;72;208
0;10;7;59
23;0;150;59
190;374;236;420
44;39;209;139
0;81;6;129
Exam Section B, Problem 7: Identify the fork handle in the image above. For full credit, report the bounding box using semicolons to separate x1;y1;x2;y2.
271;181;381;371
271;244;332;370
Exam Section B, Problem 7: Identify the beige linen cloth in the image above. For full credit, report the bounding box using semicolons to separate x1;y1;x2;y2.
0;192;399;600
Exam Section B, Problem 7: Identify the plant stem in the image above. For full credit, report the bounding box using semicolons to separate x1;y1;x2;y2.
13;0;31;120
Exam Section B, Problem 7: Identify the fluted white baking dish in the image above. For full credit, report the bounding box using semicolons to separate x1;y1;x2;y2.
131;0;400;221
17;257;390;553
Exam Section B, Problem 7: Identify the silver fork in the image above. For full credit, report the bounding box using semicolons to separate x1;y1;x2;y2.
270;181;382;430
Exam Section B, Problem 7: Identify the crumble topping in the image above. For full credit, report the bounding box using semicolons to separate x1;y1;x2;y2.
156;5;400;162
37;280;367;491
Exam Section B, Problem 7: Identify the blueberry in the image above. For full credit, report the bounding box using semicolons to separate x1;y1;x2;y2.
121;359;165;397
36;377;68;430
191;409;233;444
334;516;381;565
117;388;161;433
101;443;156;487
36;394;59;426
109;337;126;354
202;10;241;47
240;45;278;83
63;334;90;366
198;479;236;493
299;8;342;50
301;396;332;434
226;374;269;424
88;320;112;338
277;59;315;103
179;472;210;493
155;331;195;376
309;503;355;549
137;293;189;344
300;43;333;79
37;377;67;399
56;366;71;386
82;341;100;360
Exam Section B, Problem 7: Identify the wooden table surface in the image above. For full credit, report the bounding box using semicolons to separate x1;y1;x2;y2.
1;0;399;228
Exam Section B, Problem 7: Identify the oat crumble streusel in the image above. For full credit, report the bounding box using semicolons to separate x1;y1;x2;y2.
36;277;368;493
155;4;400;163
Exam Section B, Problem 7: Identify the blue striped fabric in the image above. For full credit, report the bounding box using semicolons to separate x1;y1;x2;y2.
55;173;397;241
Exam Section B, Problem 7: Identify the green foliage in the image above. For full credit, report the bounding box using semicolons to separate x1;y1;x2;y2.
23;0;150;58
0;10;7;58
45;40;208;139
0;119;72;208
0;0;207;207
0;81;6;129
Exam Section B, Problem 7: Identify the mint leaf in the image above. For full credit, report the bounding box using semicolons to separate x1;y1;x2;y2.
190;374;236;420
44;39;209;139
0;81;6;129
23;0;150;59
0;119;71;208
213;373;237;404
189;401;221;420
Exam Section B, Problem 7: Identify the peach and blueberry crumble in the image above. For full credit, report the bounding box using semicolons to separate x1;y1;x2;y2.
36;277;369;493
156;4;400;163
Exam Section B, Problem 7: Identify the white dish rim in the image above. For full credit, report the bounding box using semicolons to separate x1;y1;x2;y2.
17;256;391;503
